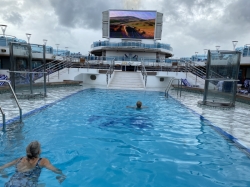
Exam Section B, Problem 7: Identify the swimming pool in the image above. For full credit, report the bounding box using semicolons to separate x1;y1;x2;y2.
0;88;250;186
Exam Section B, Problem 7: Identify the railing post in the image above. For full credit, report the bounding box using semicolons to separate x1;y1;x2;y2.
185;62;187;78
177;79;180;96
180;80;182;97
19;108;22;122
28;43;33;94
3;112;6;131
43;44;47;96
48;65;50;82
0;107;6;131
0;80;22;124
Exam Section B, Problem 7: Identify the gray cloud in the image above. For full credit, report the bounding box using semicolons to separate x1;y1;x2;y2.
157;0;250;47
48;0;123;29
123;0;141;10
3;12;23;26
1;0;249;56
223;0;250;26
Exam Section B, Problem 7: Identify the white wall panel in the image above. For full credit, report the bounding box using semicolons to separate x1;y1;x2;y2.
102;11;109;38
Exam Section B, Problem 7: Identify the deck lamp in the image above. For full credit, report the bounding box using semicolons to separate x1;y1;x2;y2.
0;25;7;46
43;39;47;45
43;39;47;96
204;49;208;55
195;52;198;61
0;24;7;36
65;47;68;57
56;44;59;56
26;33;31;43
232;41;238;51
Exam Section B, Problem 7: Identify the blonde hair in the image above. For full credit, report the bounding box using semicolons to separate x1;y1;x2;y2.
26;141;41;160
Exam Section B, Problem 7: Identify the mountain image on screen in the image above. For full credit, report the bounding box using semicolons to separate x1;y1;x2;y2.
110;16;155;39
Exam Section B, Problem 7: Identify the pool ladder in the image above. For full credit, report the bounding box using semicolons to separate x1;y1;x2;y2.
0;80;22;132
165;78;182;98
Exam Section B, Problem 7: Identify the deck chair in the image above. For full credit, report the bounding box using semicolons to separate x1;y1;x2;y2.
0;74;8;86
181;78;199;87
181;78;192;87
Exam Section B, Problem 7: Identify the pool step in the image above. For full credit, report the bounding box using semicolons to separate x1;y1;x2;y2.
108;71;144;89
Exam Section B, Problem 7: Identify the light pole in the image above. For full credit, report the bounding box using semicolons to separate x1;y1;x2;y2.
204;49;208;60
25;33;32;93
232;41;238;51
195;52;198;61
216;46;220;51
56;44;59;56
0;24;7;46
26;33;32;43
43;39;47;96
65;47;68;57
204;49;208;55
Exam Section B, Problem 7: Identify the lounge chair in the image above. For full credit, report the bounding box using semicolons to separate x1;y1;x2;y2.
0;74;8;86
181;78;199;87
181;78;192;87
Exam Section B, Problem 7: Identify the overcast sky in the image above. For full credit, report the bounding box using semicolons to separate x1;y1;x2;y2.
0;0;250;58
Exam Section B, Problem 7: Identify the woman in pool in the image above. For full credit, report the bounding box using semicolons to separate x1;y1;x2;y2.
0;141;66;186
127;101;148;109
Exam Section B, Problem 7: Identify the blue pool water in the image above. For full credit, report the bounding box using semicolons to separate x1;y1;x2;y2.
0;88;250;187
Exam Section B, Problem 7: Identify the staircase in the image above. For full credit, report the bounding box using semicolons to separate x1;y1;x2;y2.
108;71;144;89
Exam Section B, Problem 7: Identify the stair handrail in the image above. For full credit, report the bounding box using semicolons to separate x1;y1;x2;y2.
141;58;147;87
0;80;22;131
186;62;206;78
44;58;71;82
33;57;65;72
106;58;115;85
165;77;175;98
187;61;224;79
34;57;75;82
31;59;65;82
45;59;67;72
46;58;72;73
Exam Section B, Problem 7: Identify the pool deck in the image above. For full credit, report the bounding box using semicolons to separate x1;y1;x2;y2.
0;80;83;93
172;85;250;104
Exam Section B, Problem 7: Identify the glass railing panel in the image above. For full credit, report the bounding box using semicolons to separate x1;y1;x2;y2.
91;41;173;51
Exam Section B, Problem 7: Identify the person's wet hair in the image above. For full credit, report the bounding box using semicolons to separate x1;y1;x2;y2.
26;141;41;160
136;101;142;108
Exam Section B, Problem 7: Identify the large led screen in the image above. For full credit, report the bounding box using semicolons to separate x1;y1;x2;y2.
109;10;156;39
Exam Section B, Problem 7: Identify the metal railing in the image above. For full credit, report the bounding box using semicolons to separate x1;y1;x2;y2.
165;78;183;98
33;57;65;73
91;41;173;51
185;61;223;84
165;78;175;98
0;107;5;131
141;59;147;87
0;80;22;131
33;57;73;82
106;58;115;85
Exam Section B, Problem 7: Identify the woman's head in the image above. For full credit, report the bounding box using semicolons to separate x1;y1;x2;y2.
26;141;41;160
